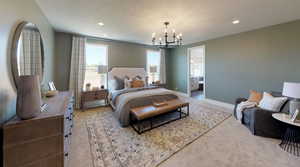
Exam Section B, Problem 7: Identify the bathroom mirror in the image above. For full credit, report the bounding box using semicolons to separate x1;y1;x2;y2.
11;21;44;89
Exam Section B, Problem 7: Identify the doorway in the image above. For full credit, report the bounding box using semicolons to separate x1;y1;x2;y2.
187;45;205;100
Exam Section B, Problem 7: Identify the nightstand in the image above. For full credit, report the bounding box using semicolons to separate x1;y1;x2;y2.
81;89;108;111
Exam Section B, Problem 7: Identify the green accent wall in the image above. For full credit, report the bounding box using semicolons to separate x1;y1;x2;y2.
167;20;300;104
54;32;159;90
0;0;55;124
166;48;188;92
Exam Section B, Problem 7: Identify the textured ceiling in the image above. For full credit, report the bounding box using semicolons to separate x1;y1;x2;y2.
36;0;300;45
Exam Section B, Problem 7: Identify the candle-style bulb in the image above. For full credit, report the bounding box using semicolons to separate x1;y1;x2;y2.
179;33;182;37
172;29;175;33
152;32;156;38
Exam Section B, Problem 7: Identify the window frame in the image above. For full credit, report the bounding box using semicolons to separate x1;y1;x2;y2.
146;50;161;83
84;42;109;89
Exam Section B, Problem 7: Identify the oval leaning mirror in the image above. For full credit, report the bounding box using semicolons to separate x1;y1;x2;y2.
11;21;44;89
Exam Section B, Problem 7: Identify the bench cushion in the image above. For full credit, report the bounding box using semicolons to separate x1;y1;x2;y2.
131;99;188;120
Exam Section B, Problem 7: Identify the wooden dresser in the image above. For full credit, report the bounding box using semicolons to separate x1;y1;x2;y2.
3;91;74;167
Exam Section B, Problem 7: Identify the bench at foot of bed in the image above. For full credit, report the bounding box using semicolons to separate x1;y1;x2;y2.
130;99;189;134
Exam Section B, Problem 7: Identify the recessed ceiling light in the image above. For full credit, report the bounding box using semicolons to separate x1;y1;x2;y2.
98;22;104;26
232;20;240;24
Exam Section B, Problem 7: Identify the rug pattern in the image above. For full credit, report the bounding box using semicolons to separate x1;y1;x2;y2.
86;96;231;167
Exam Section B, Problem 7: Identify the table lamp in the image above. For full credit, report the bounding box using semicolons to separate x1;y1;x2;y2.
149;65;158;84
283;82;300;116
97;65;107;89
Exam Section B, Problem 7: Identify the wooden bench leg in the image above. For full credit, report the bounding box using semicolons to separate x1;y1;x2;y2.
150;118;153;129
179;107;182;119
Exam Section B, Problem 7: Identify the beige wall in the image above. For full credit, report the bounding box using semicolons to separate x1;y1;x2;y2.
0;0;55;124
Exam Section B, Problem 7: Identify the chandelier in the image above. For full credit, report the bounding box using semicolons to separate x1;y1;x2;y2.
151;22;183;48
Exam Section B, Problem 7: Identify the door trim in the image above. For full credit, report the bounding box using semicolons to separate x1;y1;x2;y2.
187;45;206;98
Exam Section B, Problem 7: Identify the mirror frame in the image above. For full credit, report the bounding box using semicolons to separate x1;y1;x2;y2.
11;21;45;89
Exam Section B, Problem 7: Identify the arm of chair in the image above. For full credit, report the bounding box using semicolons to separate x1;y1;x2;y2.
235;98;247;104
233;98;248;119
248;107;284;138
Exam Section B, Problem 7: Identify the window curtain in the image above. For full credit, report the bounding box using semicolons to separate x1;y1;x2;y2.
19;29;42;75
159;49;166;84
69;36;86;109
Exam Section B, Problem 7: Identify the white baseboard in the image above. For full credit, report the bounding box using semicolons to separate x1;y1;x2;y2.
203;99;234;112
173;91;189;97
171;90;234;113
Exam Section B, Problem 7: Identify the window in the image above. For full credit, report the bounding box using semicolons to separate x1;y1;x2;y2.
84;43;108;89
146;50;161;83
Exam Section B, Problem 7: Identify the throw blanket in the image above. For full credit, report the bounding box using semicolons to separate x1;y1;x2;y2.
110;86;159;106
109;87;178;127
236;101;257;123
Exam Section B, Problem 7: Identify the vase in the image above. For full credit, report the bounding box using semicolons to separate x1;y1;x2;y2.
16;75;42;119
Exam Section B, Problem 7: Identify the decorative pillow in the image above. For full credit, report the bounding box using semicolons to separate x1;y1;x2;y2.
113;76;125;90
271;91;291;114
124;78;132;89
258;92;288;112
131;79;145;88
134;75;143;80
248;90;263;103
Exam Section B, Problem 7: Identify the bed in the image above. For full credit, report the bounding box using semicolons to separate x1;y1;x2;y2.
108;67;178;127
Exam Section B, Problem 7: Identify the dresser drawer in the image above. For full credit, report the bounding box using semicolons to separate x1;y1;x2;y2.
95;91;108;96
83;92;107;101
4;135;63;167
4;118;63;146
20;154;63;167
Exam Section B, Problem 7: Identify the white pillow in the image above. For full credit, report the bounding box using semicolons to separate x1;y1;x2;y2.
258;92;287;112
124;78;132;89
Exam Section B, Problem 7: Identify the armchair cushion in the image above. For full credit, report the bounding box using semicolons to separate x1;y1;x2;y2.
242;107;285;138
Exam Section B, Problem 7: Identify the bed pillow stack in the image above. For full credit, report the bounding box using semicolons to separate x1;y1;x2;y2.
113;75;146;89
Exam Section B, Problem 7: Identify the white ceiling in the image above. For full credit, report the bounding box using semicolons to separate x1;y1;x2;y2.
36;0;300;45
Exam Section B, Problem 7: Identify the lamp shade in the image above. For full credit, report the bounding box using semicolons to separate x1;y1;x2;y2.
282;82;300;99
97;65;107;74
17;75;42;119
149;65;158;73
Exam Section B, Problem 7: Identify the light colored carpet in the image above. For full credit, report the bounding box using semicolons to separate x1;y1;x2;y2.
85;98;230;167
69;101;300;167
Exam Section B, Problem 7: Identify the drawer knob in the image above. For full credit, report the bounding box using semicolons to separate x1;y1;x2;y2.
65;153;69;157
69;132;72;136
65;134;69;138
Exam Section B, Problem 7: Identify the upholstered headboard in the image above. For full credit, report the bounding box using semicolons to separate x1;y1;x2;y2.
107;67;147;91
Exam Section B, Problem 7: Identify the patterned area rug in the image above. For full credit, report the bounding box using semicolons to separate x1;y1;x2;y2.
86;96;231;167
